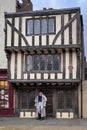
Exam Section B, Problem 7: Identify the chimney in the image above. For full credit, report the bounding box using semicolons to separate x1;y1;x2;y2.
16;0;33;12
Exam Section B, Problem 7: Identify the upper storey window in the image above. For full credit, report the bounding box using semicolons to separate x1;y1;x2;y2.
26;17;55;35
26;54;60;72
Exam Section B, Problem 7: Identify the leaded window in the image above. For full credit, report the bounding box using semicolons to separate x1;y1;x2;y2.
34;19;40;34
48;18;55;33
34;55;39;70
26;17;55;35
47;55;52;70
57;90;73;110
26;54;60;72
26;19;33;35
20;90;35;109
40;55;45;70
27;55;32;71
41;19;47;34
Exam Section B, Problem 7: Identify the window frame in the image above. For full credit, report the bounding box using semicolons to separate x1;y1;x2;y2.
26;53;61;72
57;90;75;111
26;17;56;36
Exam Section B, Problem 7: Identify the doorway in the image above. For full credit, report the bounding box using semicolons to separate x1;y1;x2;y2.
42;89;53;117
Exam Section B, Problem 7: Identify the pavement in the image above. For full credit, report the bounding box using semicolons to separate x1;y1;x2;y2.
0;117;87;130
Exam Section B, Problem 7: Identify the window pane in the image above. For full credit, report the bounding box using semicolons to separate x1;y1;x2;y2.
47;55;52;70
34;55;39;70
28;90;35;109
41;19;47;34
0;82;9;109
53;55;59;70
27;20;33;35
58;91;64;109
66;91;72;109
27;55;32;71
48;18;55;33
21;92;28;109
34;19;40;34
40;55;45;70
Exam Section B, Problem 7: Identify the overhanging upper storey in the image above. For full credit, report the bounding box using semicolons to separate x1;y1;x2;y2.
4;7;81;53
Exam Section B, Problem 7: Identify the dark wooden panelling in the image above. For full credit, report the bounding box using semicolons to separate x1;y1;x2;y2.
14;52;17;79
69;14;72;45
19;17;22;47
6;52;11;79
21;52;24;79
76;49;80;79
77;12;81;44
5;8;80;18
69;50;72;79
11;17;15;46
61;14;64;45
63;50;66;79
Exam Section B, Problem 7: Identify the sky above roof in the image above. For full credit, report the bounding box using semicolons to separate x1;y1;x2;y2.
32;0;87;60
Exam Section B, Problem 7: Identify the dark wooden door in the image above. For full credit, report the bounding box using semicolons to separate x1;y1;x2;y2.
43;89;53;117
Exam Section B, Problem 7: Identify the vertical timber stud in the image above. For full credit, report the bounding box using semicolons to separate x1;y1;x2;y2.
63;49;66;79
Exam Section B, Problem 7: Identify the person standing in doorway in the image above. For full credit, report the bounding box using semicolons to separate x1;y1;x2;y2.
35;91;47;120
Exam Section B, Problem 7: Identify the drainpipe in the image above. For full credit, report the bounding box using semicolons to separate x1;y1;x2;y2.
80;15;84;119
81;79;83;118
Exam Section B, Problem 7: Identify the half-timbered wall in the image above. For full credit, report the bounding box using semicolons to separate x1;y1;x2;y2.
5;8;81;82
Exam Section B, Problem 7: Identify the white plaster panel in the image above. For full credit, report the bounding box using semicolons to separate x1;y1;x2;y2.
72;51;77;79
35;36;39;46
14;18;19;46
17;53;21;79
7;18;12;46
62;112;68;118
64;15;69;45
44;73;48;79
50;73;55;79
72;19;77;44
55;35;61;45
42;36;46;46
64;14;69;25
56;112;60;118
30;73;35;79
49;35;55;45
65;52;69;79
10;53;15;79
57;73;62;79
20;112;35;118
56;15;61;33
24;73;28;79
36;73;41;79
64;28;69;45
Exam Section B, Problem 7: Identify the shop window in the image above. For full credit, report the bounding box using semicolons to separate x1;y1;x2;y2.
0;81;9;109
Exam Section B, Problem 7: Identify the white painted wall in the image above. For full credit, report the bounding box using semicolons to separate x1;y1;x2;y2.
0;0;16;69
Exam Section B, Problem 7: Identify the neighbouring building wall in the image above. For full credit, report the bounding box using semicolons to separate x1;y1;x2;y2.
83;80;87;118
0;0;16;69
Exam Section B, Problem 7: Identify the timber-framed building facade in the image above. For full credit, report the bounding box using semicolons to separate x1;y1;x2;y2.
4;7;84;118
